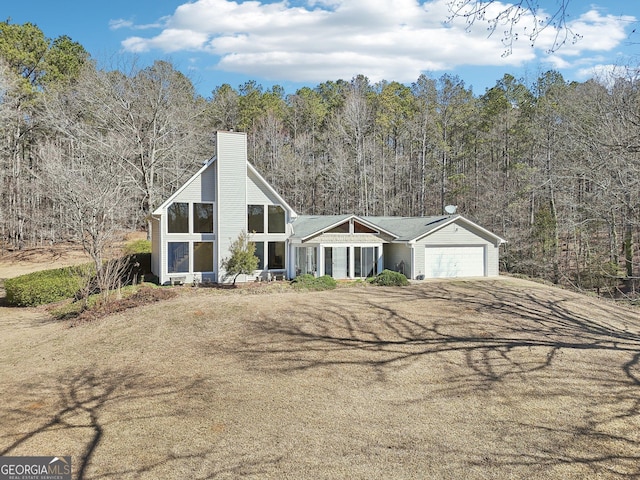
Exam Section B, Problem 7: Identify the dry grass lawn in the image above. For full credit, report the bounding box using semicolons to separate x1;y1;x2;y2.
1;263;640;478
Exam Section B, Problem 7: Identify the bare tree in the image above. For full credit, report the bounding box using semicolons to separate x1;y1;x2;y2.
331;76;375;215
43;60;210;238
40;138;133;306
0;59;34;250
0;60;22;252
447;0;580;55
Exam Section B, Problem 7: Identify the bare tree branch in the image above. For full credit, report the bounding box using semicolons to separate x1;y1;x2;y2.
447;0;581;55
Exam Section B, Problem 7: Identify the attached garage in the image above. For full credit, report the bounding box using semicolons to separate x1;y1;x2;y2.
413;217;505;279
424;245;486;278
366;215;505;280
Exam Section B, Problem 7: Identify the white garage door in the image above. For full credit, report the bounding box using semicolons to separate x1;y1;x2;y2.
424;246;485;278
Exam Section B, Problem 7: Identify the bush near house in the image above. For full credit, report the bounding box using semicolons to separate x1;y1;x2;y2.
5;266;91;307
124;252;153;284
221;231;259;285
5;255;154;307
291;274;337;291
5;238;155;307
121;239;154;284
368;269;409;287
122;239;152;255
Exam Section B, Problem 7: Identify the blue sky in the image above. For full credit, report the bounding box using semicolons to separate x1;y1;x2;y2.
4;0;639;97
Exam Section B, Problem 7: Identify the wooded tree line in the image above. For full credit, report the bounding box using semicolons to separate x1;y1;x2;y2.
1;21;638;293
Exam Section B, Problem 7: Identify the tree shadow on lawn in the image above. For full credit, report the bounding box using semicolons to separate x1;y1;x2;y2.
231;280;640;477
0;368;281;479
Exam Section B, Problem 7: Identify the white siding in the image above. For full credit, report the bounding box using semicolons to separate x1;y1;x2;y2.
151;216;161;282
384;243;412;278
247;170;280;204
486;244;500;276
414;220;500;278
156;163;217;285
159;213;168;284
419;222;489;245
412;245;425;279
216;132;248;283
199;165;216;202
178;165;216;202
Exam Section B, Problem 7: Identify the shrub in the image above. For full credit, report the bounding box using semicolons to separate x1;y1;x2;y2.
124;253;152;284
368;269;409;287
4;248;156;307
122;238;152;255
291;274;337;291
221;231;259;285
5;265;91;307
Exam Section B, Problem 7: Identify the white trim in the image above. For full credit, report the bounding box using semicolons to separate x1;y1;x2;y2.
247;163;297;220
317;242;384;279
153;157;215;215
410;215;506;245
298;215;397;242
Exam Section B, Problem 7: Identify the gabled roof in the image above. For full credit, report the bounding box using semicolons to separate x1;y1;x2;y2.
291;214;396;242
152;157;297;218
292;214;506;244
152;156;215;215
364;215;506;244
362;215;450;242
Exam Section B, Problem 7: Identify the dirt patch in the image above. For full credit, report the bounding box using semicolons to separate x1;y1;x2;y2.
1;277;640;479
68;287;178;326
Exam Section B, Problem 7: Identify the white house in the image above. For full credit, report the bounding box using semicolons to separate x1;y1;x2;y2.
151;131;506;285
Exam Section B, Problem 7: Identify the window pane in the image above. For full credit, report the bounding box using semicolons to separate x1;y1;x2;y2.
324;247;332;277
355;247;361;277
354;222;378;234
327;221;349;234
268;205;285;233
295;247;317;276
248;205;264;233
168;242;189;273
168;202;189;233
374;247;379;276
362;247;376;277
193;242;213;272
193;203;213;233
268;241;285;269
255;241;264;270
332;247;348;279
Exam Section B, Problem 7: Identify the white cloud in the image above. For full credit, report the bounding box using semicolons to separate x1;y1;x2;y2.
123;29;210;53
534;9;635;56
109;19;134;30
118;0;635;83
110;17;168;31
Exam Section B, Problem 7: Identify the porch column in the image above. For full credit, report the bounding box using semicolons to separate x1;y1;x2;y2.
377;245;384;275
349;246;355;279
318;245;325;277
